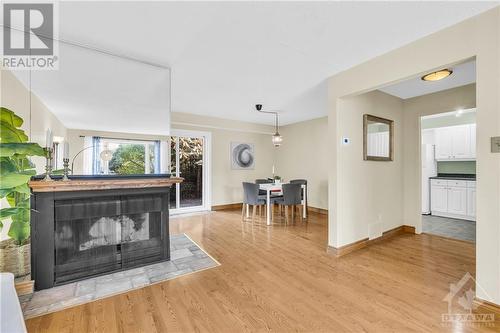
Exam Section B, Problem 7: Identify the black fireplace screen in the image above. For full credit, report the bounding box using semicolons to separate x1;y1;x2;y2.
54;194;167;284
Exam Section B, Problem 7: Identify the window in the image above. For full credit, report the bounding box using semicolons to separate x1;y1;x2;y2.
92;137;161;175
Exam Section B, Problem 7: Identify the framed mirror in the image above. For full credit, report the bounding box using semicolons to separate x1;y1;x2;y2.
363;114;394;161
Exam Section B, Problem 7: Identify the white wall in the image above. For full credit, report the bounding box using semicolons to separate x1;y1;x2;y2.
0;69;67;241
328;7;500;304
337;91;404;242
0;70;67;173
276;117;328;210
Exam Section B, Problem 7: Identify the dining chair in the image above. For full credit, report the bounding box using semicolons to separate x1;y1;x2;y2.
273;183;302;223
255;178;272;196
290;179;307;215
242;182;267;221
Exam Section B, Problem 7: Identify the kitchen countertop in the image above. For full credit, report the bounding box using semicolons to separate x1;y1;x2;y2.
430;173;476;181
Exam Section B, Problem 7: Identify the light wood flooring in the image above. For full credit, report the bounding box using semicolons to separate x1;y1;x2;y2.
26;210;499;332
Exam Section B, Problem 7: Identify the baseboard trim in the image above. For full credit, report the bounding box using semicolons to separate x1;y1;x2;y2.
308;206;328;215
212;203;328;215
212;203;243;211
328;225;415;258
473;297;500;313
15;280;34;296
327;238;369;257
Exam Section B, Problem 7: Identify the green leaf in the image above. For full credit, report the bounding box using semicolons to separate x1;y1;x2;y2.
6;192;16;207
51;169;65;175
0;143;45;157
0;122;28;143
0;207;28;220
0;183;30;198
0;172;34;189
8;218;30;244
0;107;23;128
0;157;17;174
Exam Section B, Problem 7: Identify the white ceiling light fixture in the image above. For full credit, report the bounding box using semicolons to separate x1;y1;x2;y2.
255;104;283;147
421;69;453;82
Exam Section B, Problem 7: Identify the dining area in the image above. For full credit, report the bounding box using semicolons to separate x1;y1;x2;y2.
242;179;307;225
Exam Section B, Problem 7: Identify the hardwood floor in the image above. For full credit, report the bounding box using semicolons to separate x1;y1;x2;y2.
26;210;499;332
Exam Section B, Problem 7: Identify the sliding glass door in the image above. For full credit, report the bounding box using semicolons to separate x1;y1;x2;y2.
169;130;211;213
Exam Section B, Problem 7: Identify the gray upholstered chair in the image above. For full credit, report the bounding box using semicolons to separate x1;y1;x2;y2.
242;182;267;221
274;183;303;223
290;179;307;215
255;178;272;195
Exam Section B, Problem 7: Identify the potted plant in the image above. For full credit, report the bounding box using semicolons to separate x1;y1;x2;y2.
0;107;45;279
273;175;282;184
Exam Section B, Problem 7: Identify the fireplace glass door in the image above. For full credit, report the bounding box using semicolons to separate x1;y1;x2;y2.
54;193;168;285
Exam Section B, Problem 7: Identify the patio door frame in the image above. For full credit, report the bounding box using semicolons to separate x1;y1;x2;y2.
169;129;211;214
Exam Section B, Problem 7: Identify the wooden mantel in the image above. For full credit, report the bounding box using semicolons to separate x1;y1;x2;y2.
29;176;183;193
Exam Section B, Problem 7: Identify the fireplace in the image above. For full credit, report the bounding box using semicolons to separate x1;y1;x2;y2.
30;185;171;290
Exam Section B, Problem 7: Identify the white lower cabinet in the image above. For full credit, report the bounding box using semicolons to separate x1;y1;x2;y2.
467;186;476;219
431;185;448;212
447;187;467;215
430;179;475;221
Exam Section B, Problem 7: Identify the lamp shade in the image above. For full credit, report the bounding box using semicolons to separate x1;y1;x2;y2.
272;133;283;147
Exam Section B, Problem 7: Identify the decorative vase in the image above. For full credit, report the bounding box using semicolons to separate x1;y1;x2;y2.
0;238;31;280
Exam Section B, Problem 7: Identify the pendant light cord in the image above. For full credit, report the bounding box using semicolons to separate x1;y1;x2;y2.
255;106;280;134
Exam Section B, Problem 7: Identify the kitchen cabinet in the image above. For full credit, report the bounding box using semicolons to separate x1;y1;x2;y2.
434;124;475;160
434;127;452;160
430;179;475;221
467;182;476;218
431;184;448;212
447;186;467;215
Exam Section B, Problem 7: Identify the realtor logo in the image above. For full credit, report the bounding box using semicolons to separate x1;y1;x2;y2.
441;272;495;328
2;2;58;69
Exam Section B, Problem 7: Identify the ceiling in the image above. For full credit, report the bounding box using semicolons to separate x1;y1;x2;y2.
3;1;498;128
379;61;476;99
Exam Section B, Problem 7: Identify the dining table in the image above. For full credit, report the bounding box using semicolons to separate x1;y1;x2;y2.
247;182;307;225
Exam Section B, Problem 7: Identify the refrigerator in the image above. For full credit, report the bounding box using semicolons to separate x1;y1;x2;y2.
421;144;437;214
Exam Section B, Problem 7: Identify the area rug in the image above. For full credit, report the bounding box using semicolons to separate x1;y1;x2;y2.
20;234;219;319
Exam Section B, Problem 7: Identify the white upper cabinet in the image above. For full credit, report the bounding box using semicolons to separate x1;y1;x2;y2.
434;124;476;160
450;125;471;158
435;127;453;159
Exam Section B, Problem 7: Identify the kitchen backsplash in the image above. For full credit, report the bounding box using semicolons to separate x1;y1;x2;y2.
437;161;476;174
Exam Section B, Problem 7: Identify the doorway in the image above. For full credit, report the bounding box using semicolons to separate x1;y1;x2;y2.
420;109;476;242
169;129;211;214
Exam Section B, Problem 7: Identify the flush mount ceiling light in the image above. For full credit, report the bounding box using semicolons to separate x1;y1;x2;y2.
255;104;283;147
421;69;453;82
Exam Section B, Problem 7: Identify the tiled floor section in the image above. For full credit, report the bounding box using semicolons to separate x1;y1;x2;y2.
20;234;219;319
422;215;475;242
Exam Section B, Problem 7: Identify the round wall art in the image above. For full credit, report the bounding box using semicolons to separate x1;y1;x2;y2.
231;142;255;169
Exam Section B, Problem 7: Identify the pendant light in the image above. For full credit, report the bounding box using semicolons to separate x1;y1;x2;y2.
255;104;283;147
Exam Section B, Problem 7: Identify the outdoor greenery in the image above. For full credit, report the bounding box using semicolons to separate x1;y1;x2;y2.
173;137;203;202
0;107;45;245
108;144;154;175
